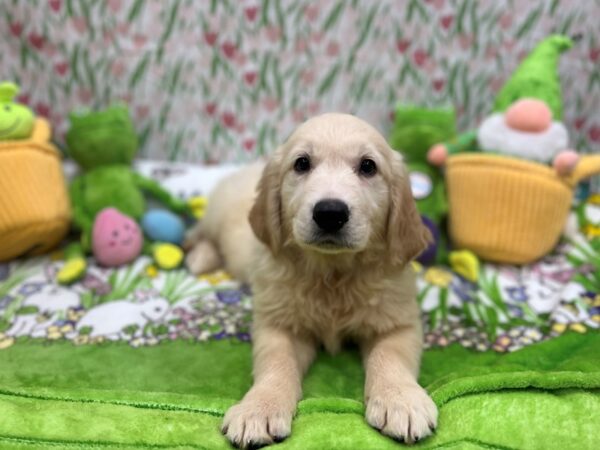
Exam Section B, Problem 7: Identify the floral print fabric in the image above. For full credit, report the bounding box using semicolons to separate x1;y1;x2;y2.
1;0;599;162
1;161;598;353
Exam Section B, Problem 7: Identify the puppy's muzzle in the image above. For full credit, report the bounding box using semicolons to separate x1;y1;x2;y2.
312;199;350;233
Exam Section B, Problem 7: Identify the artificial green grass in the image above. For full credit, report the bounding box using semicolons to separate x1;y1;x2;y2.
0;332;598;449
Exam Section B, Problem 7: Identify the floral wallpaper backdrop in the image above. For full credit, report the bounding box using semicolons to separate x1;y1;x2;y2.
0;0;599;163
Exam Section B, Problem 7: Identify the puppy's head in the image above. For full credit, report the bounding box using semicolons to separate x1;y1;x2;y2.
249;113;431;265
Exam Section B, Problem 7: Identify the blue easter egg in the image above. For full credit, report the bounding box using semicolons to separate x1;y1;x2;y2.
141;209;185;245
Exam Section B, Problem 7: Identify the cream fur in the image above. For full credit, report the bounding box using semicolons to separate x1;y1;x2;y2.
186;113;436;448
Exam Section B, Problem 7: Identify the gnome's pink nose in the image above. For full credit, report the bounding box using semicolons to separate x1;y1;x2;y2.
504;98;552;133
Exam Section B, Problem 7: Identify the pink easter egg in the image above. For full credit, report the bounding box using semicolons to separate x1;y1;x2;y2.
92;208;143;267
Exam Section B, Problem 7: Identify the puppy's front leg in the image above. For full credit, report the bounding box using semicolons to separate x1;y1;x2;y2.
362;326;438;444
222;327;315;449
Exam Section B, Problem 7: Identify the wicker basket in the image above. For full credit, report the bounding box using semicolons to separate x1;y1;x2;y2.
0;119;71;261
446;153;600;264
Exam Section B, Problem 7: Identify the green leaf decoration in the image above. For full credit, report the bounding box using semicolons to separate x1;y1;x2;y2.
129;54;150;89
515;5;543;39
317;63;341;97
322;1;345;31
128;0;144;22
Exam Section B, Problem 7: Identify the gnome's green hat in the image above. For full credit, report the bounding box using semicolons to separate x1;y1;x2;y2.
494;35;572;120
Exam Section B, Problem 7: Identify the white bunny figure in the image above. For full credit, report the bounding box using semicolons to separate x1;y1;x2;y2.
5;284;81;337
75;298;169;340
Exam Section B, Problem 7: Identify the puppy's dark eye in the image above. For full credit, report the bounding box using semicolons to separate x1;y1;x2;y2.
294;156;311;173
359;158;377;177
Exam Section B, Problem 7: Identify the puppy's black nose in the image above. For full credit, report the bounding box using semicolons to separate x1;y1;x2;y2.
313;199;349;233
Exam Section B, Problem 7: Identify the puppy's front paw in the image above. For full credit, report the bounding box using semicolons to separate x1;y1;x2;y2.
185;240;221;275
222;394;293;449
365;384;437;444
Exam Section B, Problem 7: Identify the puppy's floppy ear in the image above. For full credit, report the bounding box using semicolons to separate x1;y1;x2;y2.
248;150;284;254
386;152;433;265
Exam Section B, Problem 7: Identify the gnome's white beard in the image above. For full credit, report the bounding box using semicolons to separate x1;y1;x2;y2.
478;113;569;163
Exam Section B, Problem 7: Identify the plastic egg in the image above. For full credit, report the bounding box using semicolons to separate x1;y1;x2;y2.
141;209;185;245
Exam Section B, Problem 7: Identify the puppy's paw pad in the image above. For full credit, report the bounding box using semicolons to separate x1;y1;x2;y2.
222;398;292;449
366;384;437;444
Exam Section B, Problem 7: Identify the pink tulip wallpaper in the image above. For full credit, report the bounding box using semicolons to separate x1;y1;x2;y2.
1;0;598;162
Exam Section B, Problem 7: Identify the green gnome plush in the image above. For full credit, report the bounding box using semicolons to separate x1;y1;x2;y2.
494;35;572;119
428;35;578;176
389;105;457;265
58;105;192;284
0;82;34;140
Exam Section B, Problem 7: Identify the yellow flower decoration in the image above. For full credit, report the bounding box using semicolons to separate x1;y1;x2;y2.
145;264;159;278
411;261;423;273
449;250;480;282
46;326;62;340
588;194;600;205
57;257;87;284
67;308;85;322
423;267;453;287
60;324;74;334
0;335;15;350
153;243;184;270
189;196;208;219
73;335;90;346
199;270;232;285
583;224;600;239
569;323;587;334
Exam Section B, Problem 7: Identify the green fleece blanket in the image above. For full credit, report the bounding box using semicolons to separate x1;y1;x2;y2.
1;160;600;448
0;331;598;449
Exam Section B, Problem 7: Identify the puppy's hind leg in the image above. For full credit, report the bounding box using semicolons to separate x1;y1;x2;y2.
183;221;205;251
185;239;223;275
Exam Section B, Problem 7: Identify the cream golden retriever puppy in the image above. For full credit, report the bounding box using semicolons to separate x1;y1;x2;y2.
185;113;436;448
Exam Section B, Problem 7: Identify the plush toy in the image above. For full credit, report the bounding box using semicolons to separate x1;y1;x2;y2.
425;35;600;264
0;82;34;139
58;105;191;283
0;82;71;261
92;208;144;266
428;35;577;175
389;105;456;265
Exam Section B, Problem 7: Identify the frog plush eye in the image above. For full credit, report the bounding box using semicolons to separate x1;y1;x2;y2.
410;172;433;200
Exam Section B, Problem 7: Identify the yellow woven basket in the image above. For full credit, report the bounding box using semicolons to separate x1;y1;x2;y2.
0;118;71;261
446;153;600;264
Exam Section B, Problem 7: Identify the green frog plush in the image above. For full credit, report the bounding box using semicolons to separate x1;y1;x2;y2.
389;105;456;265
58;105;191;283
0;82;34;140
